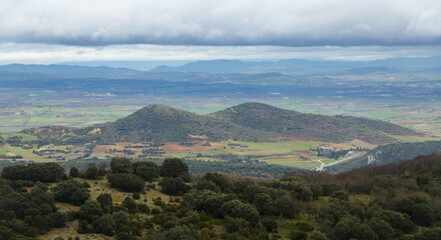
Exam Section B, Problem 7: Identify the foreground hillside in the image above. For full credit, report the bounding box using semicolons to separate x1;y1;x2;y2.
22;102;417;145
1;155;441;240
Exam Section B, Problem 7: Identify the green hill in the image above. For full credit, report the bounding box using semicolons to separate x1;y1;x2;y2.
327;140;441;172
211;102;416;143
22;102;418;144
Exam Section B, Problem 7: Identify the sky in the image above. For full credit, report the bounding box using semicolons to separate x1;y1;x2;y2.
1;0;441;65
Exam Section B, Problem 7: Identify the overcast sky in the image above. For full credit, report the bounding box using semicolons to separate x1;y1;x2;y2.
1;0;441;64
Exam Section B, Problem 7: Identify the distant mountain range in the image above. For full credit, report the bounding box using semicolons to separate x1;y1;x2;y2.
1;55;441;77
0;63;139;78
150;56;441;74
22;102;417;144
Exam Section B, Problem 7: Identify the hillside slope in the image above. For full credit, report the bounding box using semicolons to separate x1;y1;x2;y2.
23;104;273;144
211;102;416;143
326;140;441;172
22;103;417;144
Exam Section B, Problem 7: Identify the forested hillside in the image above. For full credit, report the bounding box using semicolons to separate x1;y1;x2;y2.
21;102;417;145
212;102;416;143
1;155;441;239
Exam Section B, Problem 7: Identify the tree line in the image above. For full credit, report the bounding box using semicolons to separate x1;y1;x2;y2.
0;155;441;239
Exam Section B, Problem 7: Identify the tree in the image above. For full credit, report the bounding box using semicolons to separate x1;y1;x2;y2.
48;212;66;228
71;188;90;205
2;163;65;183
183;189;223;217
221;200;259;226
368;218;394;240
253;193;274;214
310;231;329;240
261;218;278;232
107;174;145;192
415;227;441;240
0;226;12;240
93;214;116;236
123;197;137;213
79;200;103;223
1;165;27;180
411;203;436;226
97;193;113;209
274;197;299;218
332;216;376;240
52;179;90;205
375;210;415;233
112;211;130;233
201;172;229;191
223;215;249;233
331;191;349;201
110;158;132;174
289;231;307;240
159;177;187;196
69;167;79;178
134;165;159;181
194;180;220;193
160;158;189;178
85;163;99;179
154;225;201;240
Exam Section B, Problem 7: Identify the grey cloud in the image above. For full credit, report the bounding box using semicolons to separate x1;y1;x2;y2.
1;0;441;47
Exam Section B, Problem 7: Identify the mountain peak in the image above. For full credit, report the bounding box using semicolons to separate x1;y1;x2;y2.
132;104;187;117
229;102;291;113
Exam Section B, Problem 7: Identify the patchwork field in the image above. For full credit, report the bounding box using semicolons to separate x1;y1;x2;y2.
1;94;440;170
1;135;379;170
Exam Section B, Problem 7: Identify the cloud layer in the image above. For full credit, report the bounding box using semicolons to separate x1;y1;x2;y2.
1;0;441;47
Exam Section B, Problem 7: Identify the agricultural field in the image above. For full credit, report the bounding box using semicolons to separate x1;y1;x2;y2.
1;91;440;170
78;139;376;170
1;132;376;170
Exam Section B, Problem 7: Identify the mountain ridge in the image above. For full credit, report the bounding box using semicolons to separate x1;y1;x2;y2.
22;102;418;144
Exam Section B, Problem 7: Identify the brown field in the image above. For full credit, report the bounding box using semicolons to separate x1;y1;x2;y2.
270;136;306;141
162;141;213;153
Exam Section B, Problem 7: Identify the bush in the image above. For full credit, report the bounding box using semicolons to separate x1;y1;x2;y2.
132;192;140;200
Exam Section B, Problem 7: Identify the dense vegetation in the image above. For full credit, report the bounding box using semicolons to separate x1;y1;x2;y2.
21;102;416;144
1;155;441;239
